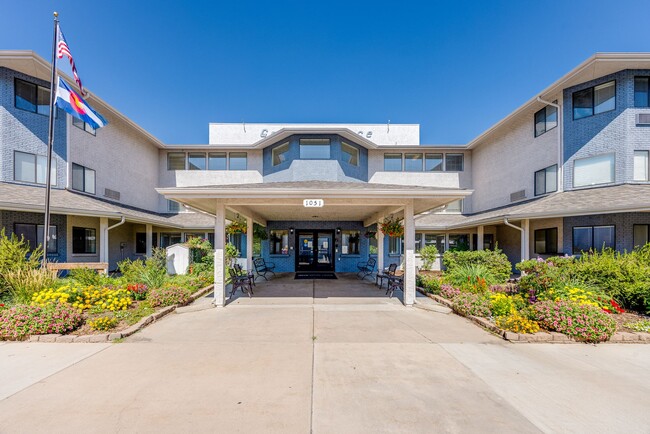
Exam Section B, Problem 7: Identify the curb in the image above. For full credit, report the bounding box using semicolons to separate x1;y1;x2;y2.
26;284;214;343
416;287;650;344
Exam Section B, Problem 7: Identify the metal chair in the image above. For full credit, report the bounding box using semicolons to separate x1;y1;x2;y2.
253;257;276;281
356;257;376;280
376;263;398;288
386;275;403;298
233;263;255;292
227;267;253;299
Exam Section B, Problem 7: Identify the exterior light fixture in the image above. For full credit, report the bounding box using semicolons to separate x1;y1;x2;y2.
336;228;341;234
289;228;294;234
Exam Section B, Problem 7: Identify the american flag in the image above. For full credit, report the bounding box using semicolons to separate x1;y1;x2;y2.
56;25;86;96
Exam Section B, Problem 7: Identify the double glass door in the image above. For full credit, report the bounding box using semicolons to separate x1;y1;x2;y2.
296;230;334;271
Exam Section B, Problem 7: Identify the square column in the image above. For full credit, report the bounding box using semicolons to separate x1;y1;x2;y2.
477;225;484;250
403;200;416;306
145;224;153;257
246;216;253;272
99;217;108;263
377;216;384;274
214;200;226;307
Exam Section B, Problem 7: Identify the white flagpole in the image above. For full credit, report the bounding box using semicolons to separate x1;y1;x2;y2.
43;11;59;266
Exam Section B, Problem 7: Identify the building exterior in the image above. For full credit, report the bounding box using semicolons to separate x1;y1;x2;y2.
1;50;649;307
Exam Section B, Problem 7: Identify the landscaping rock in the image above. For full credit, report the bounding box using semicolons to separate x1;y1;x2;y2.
38;334;62;343
108;332;123;341
153;305;176;319
616;332;640;342
550;332;570;342
504;331;520;341
28;335;39;342
55;335;75;343
636;332;650;343
89;334;108;343
73;335;92;343
528;332;552;342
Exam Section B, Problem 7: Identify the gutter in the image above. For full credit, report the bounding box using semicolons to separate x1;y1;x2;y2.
537;97;563;192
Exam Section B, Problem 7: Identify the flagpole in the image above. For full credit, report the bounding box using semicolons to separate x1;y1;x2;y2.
43;11;59;267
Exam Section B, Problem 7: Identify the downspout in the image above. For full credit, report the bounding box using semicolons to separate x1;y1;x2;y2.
104;216;126;268
536;96;563;192
504;217;525;272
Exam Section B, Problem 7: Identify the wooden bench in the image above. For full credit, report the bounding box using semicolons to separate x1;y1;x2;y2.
45;262;109;275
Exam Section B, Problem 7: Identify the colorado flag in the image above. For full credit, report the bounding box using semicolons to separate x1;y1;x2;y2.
55;77;107;129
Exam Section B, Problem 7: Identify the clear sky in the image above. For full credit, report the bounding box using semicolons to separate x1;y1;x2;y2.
2;0;650;145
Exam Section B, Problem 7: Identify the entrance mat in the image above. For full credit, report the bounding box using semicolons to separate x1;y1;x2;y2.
294;272;338;280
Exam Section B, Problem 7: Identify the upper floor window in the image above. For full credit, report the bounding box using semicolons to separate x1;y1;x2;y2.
72;116;96;135
573;153;614;187
299;139;330;159
341;142;359;166
534;228;558;255
573;225;615;254
534;103;557;137
14;78;51;116
272;142;290;166
445;154;464;171
425;153;443;171
167;199;181;213
167;152;186;170
633;150;649;181
14;151;56;186
534;164;558;196
572;80;615;120
72;163;96;194
384;153;402;171
208;152;227;170
404;153;423;172
188;153;206;170
229;152;247;170
634;77;650;107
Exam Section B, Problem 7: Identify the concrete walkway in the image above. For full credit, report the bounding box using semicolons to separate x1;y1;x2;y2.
1;274;649;433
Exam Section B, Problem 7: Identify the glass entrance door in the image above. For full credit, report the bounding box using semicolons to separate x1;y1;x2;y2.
296;230;334;271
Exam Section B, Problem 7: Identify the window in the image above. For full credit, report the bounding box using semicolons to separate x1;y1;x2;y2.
369;235;378;255
14;151;56;185
72;116;96;135
341;142;359;166
573;80;615;120
634;150;649;181
341;230;360;255
269;230;289;255
72;227;96;254
14;78;51;115
188;153;206;170
574;154;615;187
384;153;402;171
534;104;557;137
14;223;57;254
228;233;245;257
229;152;247;170
135;232;146;254
167;200;181;213
445;154;464;171
167;152;186;170
404;153;423;172
572;225;615;254
448;234;469;251
445;200;463;213
634;77;650;107
472;234;495;251
534;164;558;196
208;152;227;170
272;142;290;166
415;235;422;253
160;233;182;248
425;153;443;171
72;163;96;194
633;225;649;247
388;236;401;255
534;228;558;255
299;139;330;159
424;233;445;254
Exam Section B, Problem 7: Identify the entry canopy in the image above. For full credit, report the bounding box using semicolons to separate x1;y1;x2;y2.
157;181;472;227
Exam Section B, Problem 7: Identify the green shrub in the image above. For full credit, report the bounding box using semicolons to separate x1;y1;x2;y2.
69;267;106;287
0;229;42;295
3;267;56;304
88;316;118;331
444;263;497;292
147;286;192;307
0;303;83;340
118;248;168;289
419;245;439;270
531;300;617;343
624;319;650;333
115;300;155;325
417;274;441;294
452;293;491;317
443;248;512;283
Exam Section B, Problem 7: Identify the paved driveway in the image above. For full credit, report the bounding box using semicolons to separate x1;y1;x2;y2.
1;274;649;433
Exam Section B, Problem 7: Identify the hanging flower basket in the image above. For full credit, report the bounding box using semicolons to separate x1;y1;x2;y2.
226;219;247;235
364;231;377;239
380;216;404;238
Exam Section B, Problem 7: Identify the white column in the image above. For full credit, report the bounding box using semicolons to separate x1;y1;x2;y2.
521;219;530;262
403;200;416;306
214;201;226;307
145;224;153;258
377;216;384;273
477;225;484;250
246;216;253;272
99;217;108;263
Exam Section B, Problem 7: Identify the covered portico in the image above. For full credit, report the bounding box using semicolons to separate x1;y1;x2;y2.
157;181;471;307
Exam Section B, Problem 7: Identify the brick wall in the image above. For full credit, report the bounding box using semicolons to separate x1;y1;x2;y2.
0;210;67;259
563;212;650;254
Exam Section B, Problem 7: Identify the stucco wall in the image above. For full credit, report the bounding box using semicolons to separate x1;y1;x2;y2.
529;217;564;259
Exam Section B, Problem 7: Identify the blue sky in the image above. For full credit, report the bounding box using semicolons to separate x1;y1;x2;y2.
2;0;650;144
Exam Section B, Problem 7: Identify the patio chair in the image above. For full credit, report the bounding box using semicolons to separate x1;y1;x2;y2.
253;257;276;281
386;275;403;298
356;257;376;280
233;263;255;292
375;263;398;288
227;267;253;299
